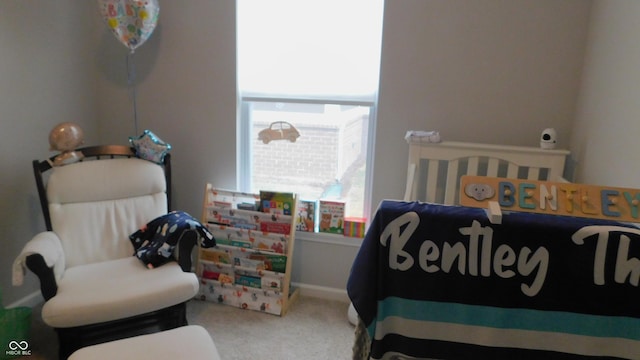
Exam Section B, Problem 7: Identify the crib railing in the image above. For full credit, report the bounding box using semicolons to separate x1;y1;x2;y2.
404;140;570;205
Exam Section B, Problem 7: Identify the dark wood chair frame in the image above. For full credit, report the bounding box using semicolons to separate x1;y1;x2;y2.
27;145;197;359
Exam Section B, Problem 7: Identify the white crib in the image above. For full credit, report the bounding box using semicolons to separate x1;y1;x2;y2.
404;140;570;205
351;139;573;359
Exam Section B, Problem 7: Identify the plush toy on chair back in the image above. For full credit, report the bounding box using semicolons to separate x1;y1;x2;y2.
13;145;201;359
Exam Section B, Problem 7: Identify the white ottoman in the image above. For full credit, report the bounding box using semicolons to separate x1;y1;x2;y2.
68;325;221;360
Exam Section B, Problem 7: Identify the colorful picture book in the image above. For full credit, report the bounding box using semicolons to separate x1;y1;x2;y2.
205;188;259;210
344;217;367;238
205;206;292;235
260;191;296;215
205;224;288;254
318;200;345;234
296;199;317;232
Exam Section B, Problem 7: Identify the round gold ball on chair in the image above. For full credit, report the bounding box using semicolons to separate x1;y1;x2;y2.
48;122;85;166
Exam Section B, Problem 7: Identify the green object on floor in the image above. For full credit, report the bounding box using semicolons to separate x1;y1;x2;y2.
0;288;32;360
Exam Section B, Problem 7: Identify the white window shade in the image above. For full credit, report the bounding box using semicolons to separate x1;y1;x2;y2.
237;0;384;101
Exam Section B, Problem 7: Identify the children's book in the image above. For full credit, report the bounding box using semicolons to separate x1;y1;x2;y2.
206;188;260;210
344;217;367;238
199;248;231;264
318;200;345;234
259;191;296;215
296;199;317;232
259;221;291;235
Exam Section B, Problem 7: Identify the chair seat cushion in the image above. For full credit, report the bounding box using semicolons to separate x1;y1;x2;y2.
68;325;221;360
42;257;199;328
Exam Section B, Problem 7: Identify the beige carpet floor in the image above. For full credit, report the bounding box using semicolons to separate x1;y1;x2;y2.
20;296;355;359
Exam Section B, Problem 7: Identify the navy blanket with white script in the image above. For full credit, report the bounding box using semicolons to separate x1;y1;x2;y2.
347;200;640;359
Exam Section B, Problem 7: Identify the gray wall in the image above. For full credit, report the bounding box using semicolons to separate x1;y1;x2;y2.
1;0;597;306
373;0;591;209
571;0;640;188
0;0;99;306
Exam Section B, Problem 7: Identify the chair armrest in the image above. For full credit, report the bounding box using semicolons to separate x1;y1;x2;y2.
25;254;58;300
13;231;65;300
177;231;198;272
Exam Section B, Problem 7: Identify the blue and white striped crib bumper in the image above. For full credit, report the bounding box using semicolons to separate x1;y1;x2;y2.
347;200;640;359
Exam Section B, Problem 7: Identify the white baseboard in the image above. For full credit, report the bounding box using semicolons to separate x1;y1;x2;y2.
292;282;350;303
6;291;43;309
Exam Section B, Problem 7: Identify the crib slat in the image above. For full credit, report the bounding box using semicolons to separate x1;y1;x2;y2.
528;167;540;181
425;160;439;203
467;157;479;176
506;163;518;179
444;159;459;204
487;159;500;177
404;163;417;201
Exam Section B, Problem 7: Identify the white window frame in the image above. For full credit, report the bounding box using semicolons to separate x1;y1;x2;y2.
237;95;377;242
236;0;383;242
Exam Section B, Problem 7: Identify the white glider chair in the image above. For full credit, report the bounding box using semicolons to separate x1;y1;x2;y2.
13;145;200;359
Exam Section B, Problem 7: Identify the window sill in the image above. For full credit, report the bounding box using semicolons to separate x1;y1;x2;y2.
294;230;363;248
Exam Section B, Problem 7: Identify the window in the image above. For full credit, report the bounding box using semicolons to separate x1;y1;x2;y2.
237;0;384;222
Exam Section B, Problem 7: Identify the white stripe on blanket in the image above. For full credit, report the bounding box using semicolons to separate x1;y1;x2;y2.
374;316;640;359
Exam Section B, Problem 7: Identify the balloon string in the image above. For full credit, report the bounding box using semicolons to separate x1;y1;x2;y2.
126;51;139;135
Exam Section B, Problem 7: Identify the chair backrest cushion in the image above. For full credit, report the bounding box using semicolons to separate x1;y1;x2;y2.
47;158;168;268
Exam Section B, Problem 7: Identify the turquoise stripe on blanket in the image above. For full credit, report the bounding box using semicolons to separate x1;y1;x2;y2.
376;297;640;341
